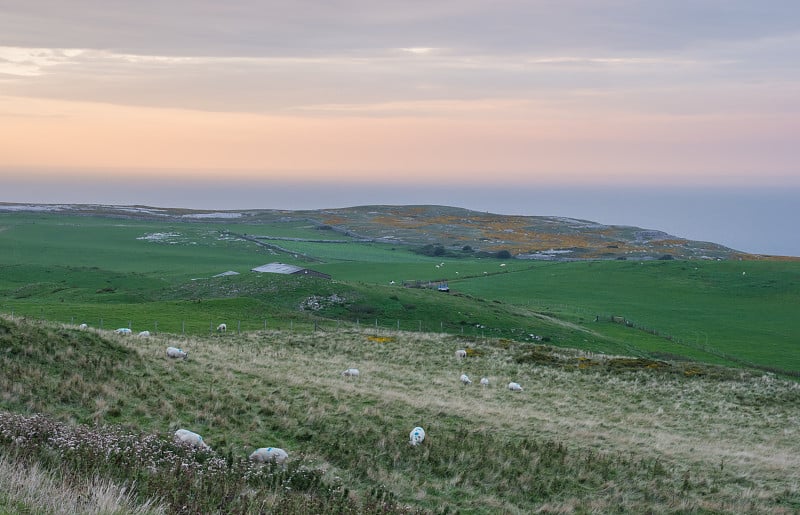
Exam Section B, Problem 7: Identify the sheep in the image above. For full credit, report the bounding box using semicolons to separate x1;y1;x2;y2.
174;429;211;451
249;447;289;466
342;368;360;378
409;426;425;446
480;377;489;387
455;349;467;359
507;382;523;392
115;328;132;335
166;346;188;360
78;323;88;330
138;330;151;337
460;373;472;385
216;323;227;333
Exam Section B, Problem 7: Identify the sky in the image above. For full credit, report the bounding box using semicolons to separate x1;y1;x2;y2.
1;1;798;255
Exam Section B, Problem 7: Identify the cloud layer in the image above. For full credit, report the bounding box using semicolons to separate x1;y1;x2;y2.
1;1;799;186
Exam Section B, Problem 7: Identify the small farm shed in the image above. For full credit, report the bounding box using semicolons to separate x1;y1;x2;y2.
251;262;331;279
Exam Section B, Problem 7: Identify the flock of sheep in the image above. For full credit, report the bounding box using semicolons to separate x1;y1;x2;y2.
173;428;289;466
337;349;524;450
79;323;524;465
75;322;287;466
455;349;524;392
80;323;228;336
165;331;289;466
165;347;524;462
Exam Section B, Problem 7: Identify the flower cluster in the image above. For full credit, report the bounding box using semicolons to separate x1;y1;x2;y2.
0;411;357;513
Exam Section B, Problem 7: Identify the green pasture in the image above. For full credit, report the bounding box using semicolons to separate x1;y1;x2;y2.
0;214;268;276
1;211;799;374
232;219;359;240
452;259;800;371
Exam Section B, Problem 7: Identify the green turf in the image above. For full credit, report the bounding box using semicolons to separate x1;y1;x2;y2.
1;211;798;375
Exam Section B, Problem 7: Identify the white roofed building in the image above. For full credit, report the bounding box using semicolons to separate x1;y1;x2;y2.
251;262;331;279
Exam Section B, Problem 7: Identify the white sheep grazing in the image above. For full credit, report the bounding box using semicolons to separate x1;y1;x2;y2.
138;330;151;337
78;323;88;330
455;349;467;359
342;368;360;378
115;328;132;335
480;377;489;387
174;429;211;451
507;382;523;392
409;426;426;446
166;346;188;360
249;447;289;466
217;323;227;333
460;373;472;385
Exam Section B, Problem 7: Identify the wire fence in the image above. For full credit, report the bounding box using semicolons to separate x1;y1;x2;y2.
5;307;797;378
1;308;518;341
595;314;800;378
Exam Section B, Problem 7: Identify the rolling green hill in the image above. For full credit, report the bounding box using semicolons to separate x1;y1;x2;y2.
1;204;798;375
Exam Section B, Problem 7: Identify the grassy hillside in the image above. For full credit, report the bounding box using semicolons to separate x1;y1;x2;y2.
2;209;800;376
1;316;799;513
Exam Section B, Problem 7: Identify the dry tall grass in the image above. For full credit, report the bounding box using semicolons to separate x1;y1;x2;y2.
0;453;165;514
2;316;799;513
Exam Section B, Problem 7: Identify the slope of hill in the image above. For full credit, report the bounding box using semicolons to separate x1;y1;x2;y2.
1;316;799;513
0;202;751;260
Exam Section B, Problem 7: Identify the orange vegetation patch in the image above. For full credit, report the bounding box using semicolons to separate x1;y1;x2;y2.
320;216;348;225
371;215;427;228
366;335;395;343
738;253;800;262
482;232;598;254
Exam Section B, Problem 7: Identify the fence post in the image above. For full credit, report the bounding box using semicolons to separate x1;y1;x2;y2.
100;318;103;329
155;321;158;334
182;320;185;335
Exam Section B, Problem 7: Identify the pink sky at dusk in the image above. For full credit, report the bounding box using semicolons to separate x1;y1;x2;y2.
2;93;797;187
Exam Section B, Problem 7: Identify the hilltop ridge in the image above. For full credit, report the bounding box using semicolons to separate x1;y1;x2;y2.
0;202;756;261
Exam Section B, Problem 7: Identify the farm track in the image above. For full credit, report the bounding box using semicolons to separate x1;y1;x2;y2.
226;231;325;262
